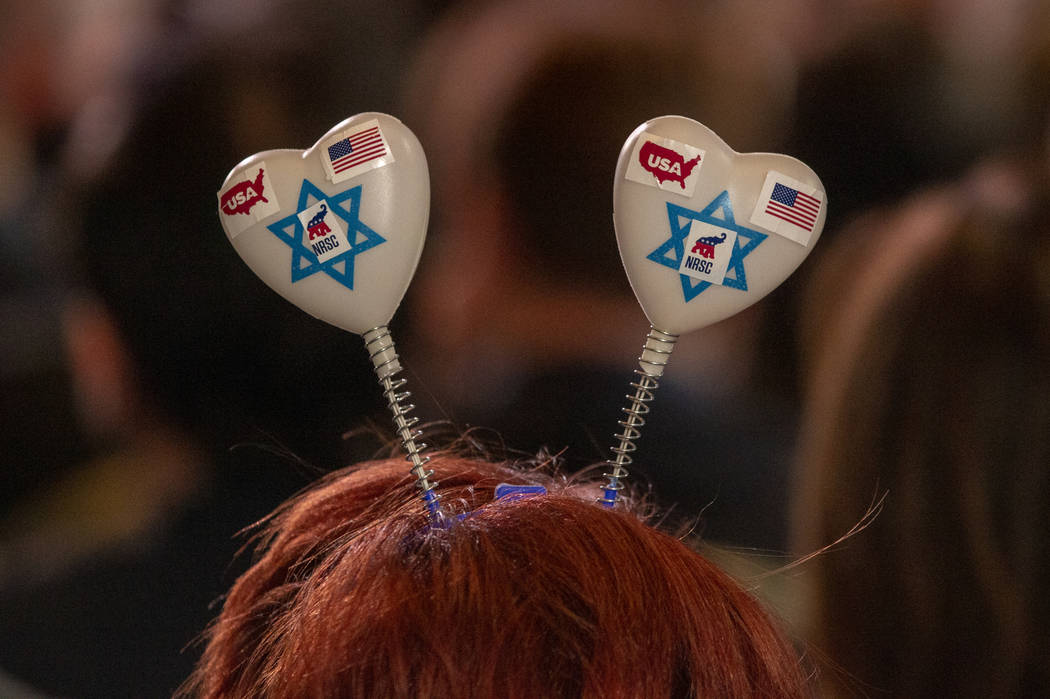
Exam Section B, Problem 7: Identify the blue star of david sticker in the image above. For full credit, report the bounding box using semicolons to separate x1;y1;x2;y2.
266;179;385;290
646;190;767;302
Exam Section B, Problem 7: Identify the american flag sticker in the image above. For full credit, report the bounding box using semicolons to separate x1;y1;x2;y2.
749;171;824;246
321;119;394;183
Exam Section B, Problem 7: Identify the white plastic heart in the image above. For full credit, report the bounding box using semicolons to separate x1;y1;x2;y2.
217;112;429;335
614;115;826;335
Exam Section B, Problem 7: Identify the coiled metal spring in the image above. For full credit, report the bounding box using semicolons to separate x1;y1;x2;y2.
599;327;677;507
364;325;442;521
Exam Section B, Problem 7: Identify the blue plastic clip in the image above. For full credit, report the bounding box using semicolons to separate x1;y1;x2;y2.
493;484;548;502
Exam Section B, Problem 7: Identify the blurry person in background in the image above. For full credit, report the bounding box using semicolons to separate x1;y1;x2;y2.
0;0;159;520
791;9;1050;696
0;1;430;695
792;157;1050;697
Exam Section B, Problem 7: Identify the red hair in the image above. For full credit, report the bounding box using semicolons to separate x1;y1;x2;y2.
184;455;805;697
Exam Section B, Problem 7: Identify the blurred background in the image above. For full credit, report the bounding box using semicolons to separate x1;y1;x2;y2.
0;0;1047;696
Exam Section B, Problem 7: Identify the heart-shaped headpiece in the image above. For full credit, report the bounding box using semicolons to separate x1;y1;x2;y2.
602;116;826;506
217;113;441;520
614;115;825;335
217;112;429;335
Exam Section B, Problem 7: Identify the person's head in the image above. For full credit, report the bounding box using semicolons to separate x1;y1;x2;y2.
399;0;795;378
792;163;1050;696
185;453;805;697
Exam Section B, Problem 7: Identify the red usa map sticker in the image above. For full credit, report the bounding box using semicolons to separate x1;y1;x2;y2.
624;133;704;197
217;162;281;236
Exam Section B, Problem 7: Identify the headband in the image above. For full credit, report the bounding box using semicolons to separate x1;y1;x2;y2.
216;112;826;518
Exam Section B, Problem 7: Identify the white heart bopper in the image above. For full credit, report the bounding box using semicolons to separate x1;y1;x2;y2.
217;113;429;336
614;116;826;335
